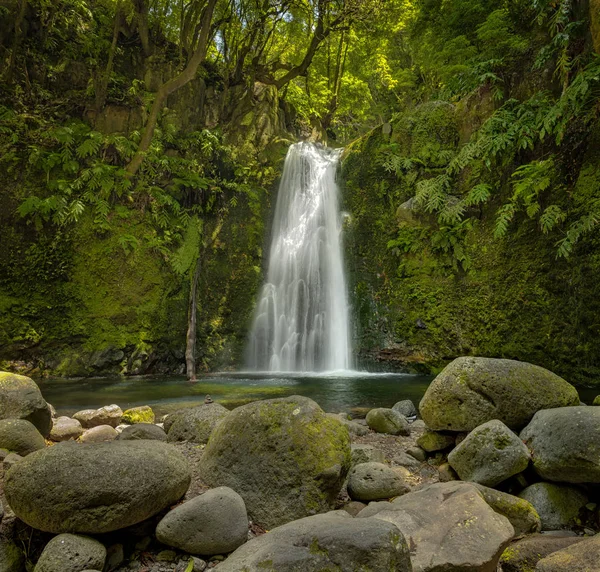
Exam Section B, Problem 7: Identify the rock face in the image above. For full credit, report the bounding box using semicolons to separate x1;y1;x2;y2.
500;534;585;572
0;419;46;456
50;417;84;441
392;400;418;418
347;462;409;502
366;408;410;435
199;396;351;528
419;357;579;431
536;534;600;571
117;423;167;441
73;405;123;428
122;406;155;424
4;440;191;533
448;420;530;486
0;537;25;572
34;534;106;572
518;482;588;530
520;406;600;483
215;512;412;572
79;425;118;443
358;481;514;572
166;404;229;444
156;487;248;556
0;372;52;437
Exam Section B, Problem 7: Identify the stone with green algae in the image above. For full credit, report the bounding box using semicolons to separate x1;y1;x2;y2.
121;405;155;424
536;533;600;572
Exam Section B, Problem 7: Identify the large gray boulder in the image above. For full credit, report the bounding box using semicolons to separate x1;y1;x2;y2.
50;417;83;442
419;357;579;431
448;420;530;486
392;400;418;418
73;405;123;429
0;537;25;572
357;481;514;572
117;423;167;441
0;371;52;437
366;408;410;435
0;418;46;456
520;407;600;483
199;396;351;529
166;403;230;444
499;534;585;572
347;462;409;501
4;440;191;533
518;482;588;530
156;487;248;556
536;533;600;571
215;512;412;572
34;534;106;572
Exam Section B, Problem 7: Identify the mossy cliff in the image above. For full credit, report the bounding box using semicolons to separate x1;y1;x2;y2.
340;101;600;386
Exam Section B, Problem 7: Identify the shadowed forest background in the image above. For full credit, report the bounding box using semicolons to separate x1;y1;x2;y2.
1;0;600;386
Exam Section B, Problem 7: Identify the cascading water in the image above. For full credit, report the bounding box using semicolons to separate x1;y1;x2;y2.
246;142;351;372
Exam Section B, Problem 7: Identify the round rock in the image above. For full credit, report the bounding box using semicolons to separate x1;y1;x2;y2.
122;406;155;424
79;425;118;443
0;418;46;456
4;440;191;533
347;462;410;501
117;423;167;441
0;372;52;436
419;357;579;431
166;403;229;444
50;417;83;442
392;400;418;418
366;408;410;435
34;534;106;572
73;405;123;428
536;533;600;571
156;487;248;555
417;430;455;452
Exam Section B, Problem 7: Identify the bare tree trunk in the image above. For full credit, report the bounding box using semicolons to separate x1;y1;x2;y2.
185;253;202;381
95;4;122;114
4;0;28;84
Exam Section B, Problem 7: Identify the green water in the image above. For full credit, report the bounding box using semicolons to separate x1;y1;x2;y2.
37;371;434;417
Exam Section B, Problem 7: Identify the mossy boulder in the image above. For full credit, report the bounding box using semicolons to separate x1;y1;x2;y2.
520;406;600;483
166;403;229;444
4;440;191;533
199;396;351;528
500;534;585;572
366;408;410;435
593;395;600;406
347;462;409;502
416;430;455;452
0;418;46;456
419;357;579;432
536;533;600;571
518;483;588;530
0;371;52;437
34;534;106;572
0;538;25;572
122;405;155;424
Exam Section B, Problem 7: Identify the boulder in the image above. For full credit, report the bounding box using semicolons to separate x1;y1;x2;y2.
326;413;369;436
593;395;600;406
117;423;167;441
347;462;409;501
358;481;514;572
518;483;588;530
0;418;46;455
73;405;123;428
350;444;385;466
4;440;191;533
122;405;155;424
416;430;455;452
520;407;600;483
0;371;52;436
392;400;418;418
406;446;427;462
34;534;106;572
215;512;412;572
166;404;229;444
499;534;585;572
536;533;600;571
198;396;350;528
79;425;118;443
419;357;579;431
0;537;25;572
3;452;23;469
448;420;530;486
438;463;458;482
50;416;83;441
156;487;248;556
366;408;410;435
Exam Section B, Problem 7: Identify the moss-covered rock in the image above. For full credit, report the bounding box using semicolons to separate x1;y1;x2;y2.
122;405;155;424
366;408;410;435
34;534;106;572
0;418;46;456
536;534;600;572
500;534;585;572
420;357;580;431
199;396;351;528
165;403;229;444
416;430;456;453
0;538;25;572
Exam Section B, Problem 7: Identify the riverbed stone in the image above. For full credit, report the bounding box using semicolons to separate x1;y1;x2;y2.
500;534;585;572
520;406;600;483
199;396;351;528
122;405;155;424
419;357;580;432
327;413;369;436
536;533;600;571
392;400;418;418
166;403;229;444
366;408;410;435
416;429;455;452
34;534;106;572
406;446;427;461
4;440;191;533
350;444;385;466
73;405;123;428
50;416;83;441
3;452;23;469
79;425;118;443
347;462;410;501
156;487;248;556
215;512;412;572
448;419;530;486
0;371;52;437
358;481;514;572
0;418;46;456
518;482;588;530
0;537;25;572
117;423;167;441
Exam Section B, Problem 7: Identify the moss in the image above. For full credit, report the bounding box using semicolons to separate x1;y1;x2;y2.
122;406;154;424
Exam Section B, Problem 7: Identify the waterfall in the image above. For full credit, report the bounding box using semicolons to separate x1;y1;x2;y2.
246;142;351;372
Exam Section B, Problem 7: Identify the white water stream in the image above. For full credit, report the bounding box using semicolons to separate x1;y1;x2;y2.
246;142;351;372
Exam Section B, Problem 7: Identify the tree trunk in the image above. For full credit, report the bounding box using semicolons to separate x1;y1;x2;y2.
95;4;121;114
185;252;202;381
4;0;28;85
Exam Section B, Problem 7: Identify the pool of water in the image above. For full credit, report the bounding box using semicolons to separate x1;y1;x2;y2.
37;371;435;417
